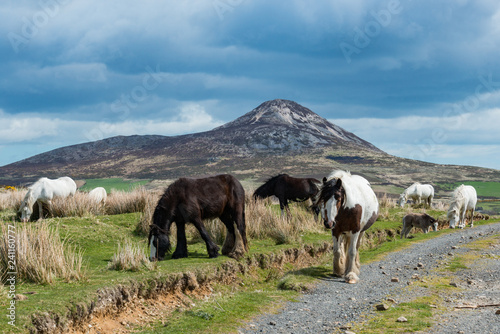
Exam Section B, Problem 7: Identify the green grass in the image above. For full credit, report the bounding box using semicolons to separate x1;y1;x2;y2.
1;205;498;334
445;256;468;272
357;297;435;333
436;181;500;198
79;178;150;192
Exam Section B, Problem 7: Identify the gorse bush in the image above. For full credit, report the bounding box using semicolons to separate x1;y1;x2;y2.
0;222;84;284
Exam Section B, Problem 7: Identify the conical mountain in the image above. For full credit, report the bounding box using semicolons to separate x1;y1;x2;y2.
211;99;382;152
0;99;383;181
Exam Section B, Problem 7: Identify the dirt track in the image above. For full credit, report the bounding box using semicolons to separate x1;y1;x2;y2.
239;223;500;334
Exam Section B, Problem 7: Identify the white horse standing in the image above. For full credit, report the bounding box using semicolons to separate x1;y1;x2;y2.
88;187;107;205
447;185;477;229
398;183;434;207
19;177;77;222
316;170;379;284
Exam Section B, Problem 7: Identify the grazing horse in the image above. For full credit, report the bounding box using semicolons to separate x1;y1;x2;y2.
401;213;438;239
316;170;378;284
447;185;477;229
398;183;434;207
253;174;321;216
149;174;248;261
18;176;77;222
88;187;107;205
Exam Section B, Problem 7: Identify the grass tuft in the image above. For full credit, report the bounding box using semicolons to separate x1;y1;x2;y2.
1;222;84;284
108;239;152;272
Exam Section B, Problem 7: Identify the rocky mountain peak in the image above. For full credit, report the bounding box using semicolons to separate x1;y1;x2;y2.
214;99;382;153
217;99;325;129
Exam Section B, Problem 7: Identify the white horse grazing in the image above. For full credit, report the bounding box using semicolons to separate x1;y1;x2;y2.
88;187;107;205
447;185;477;229
19;177;77;222
316;170;379;284
398;183;434;207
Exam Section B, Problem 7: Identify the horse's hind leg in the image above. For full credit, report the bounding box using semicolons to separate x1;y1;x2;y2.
37;200;44;221
220;213;235;256
221;208;247;259
469;208;475;228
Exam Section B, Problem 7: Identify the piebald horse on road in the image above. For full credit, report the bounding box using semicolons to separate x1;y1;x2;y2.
316;170;379;284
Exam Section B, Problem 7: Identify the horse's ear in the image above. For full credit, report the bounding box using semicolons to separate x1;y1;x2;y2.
322;177;327;184
335;178;342;188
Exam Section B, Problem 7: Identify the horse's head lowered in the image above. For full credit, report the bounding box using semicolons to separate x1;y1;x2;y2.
148;205;171;261
397;192;407;208
316;178;345;230
18;190;34;222
447;209;459;229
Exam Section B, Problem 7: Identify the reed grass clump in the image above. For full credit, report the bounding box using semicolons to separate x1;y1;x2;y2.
108;240;152;271
50;192;106;217
0;222;84;284
0;189;24;212
245;197;322;245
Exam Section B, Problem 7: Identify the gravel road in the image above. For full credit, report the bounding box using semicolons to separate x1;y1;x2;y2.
238;223;500;334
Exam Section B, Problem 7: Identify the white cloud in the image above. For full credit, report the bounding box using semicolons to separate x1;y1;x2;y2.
332;107;500;169
0;104;223;145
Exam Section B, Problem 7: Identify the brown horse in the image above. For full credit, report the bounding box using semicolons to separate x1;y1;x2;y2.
253;174;321;216
149;174;248;261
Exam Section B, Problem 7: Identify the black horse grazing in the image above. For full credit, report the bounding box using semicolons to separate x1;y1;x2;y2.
253;174;321;216
149;174;248;261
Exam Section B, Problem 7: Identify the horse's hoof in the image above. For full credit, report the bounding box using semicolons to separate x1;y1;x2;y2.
208;252;219;259
172;252;188;259
227;251;244;260
345;272;359;284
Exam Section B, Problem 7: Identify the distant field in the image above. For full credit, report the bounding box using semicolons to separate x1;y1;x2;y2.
436;181;500;198
79;178;150;192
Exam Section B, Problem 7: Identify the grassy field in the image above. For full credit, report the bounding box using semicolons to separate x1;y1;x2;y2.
435;181;500;198
1;185;499;333
79;178;151;192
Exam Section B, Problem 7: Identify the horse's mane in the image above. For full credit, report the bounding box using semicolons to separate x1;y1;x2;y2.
318;170;358;208
326;170;351;181
253;174;288;199
447;185;466;216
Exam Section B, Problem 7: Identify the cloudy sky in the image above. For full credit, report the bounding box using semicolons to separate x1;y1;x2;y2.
1;0;500;170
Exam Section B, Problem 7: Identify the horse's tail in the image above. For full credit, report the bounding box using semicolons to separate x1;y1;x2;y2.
253;174;285;200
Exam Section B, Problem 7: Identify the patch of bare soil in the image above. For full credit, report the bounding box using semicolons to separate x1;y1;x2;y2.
74;286;213;334
30;242;332;334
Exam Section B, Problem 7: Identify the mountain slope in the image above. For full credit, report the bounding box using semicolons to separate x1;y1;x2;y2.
0;99;383;182
1;99;498;188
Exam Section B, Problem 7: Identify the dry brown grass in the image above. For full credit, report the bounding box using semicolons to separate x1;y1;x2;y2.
16;188;159;221
136;189;162;235
0;189;25;212
378;193;396;209
105;188;157;216
245;196;322;244
0;222;84;284
136;192;323;246
108;240;152;272
50;192;106;217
